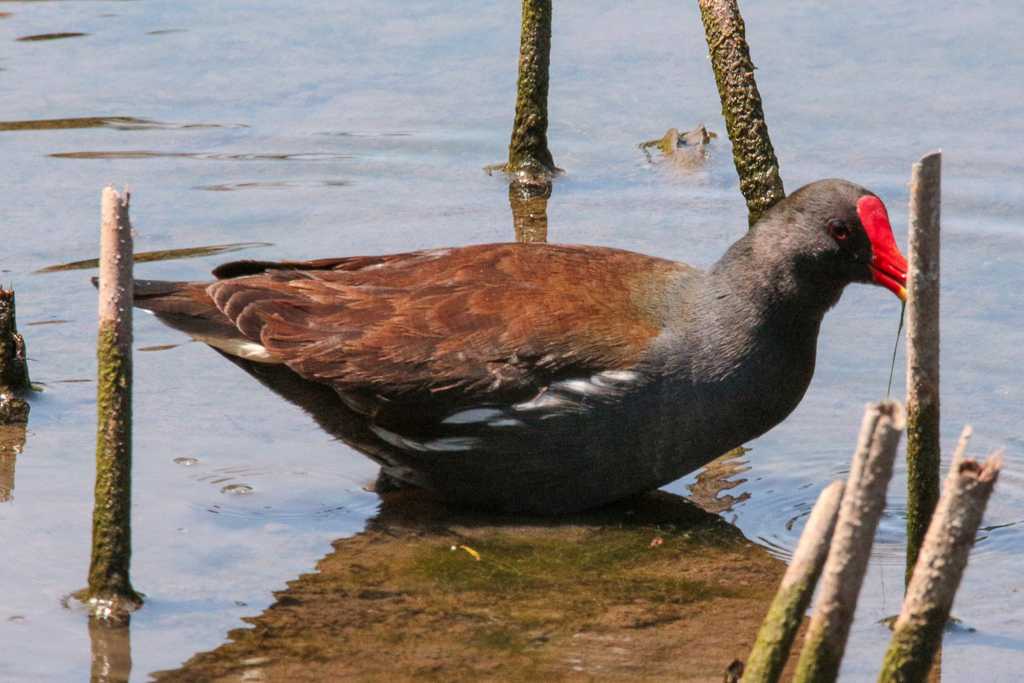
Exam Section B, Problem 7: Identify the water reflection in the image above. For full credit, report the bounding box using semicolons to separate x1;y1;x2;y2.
16;32;88;42
88;616;132;683
0;424;26;502
509;176;551;243
36;242;272;274
153;487;779;681
0;117;243;132
685;446;751;514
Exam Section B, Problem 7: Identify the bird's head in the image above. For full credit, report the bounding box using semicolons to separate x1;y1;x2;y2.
756;179;908;302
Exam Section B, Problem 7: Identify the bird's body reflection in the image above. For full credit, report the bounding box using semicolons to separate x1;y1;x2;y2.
154;486;783;681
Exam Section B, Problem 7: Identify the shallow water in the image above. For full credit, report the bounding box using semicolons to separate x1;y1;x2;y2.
1;1;1021;681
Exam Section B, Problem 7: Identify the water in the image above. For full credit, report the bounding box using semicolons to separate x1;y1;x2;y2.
1;1;1021;680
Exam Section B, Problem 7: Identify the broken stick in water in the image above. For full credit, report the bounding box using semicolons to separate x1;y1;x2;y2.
793;401;905;683
879;445;1001;682
742;480;845;683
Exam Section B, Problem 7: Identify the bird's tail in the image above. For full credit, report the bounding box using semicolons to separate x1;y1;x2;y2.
90;277;266;359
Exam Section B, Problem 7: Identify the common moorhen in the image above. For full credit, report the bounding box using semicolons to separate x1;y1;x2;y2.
133;179;907;513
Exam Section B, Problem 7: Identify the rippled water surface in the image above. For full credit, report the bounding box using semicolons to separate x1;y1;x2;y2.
1;2;1021;681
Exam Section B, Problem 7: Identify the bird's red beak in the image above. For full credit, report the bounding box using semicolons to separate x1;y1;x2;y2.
857;195;908;301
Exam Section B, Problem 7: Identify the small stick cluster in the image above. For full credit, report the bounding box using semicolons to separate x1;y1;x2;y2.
738;411;1001;683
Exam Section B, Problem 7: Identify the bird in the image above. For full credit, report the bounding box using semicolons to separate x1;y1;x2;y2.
130;179;907;514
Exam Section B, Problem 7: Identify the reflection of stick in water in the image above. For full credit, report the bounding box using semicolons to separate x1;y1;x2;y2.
0;424;27;502
698;0;785;224
509;177;551;243
89;615;133;683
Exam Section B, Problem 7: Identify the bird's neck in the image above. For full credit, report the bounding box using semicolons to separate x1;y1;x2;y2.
707;230;843;328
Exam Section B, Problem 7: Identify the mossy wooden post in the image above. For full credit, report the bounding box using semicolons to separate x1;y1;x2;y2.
879;449;1001;682
742;480;844;683
905;151;942;587
793;402;905;683
506;0;556;176
0;288;31;424
698;0;785;225
82;186;142;617
509;177;551;243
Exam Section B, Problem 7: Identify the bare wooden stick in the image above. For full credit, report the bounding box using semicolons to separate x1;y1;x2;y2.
79;186;142;617
950;425;972;467
697;0;785;225
742;480;845;683
505;0;556;176
905;151;942;586
879;451;1002;682
793;401;905;683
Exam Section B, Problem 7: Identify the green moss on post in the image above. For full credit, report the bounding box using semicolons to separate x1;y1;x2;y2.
904;152;942;587
743;481;844;683
506;0;556;176
698;0;785;225
79;186;142;618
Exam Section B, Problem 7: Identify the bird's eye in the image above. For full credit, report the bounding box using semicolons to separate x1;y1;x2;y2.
828;219;850;242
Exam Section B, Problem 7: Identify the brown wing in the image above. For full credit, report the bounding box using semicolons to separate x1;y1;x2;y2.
206;243;686;402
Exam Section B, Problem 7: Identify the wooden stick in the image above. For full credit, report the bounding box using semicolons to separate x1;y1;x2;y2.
793;402;905;683
697;0;785;225
879;451;1002;682
80;186;142;617
0;288;31;425
505;0;556;176
742;480;845;683
905;151;942;586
